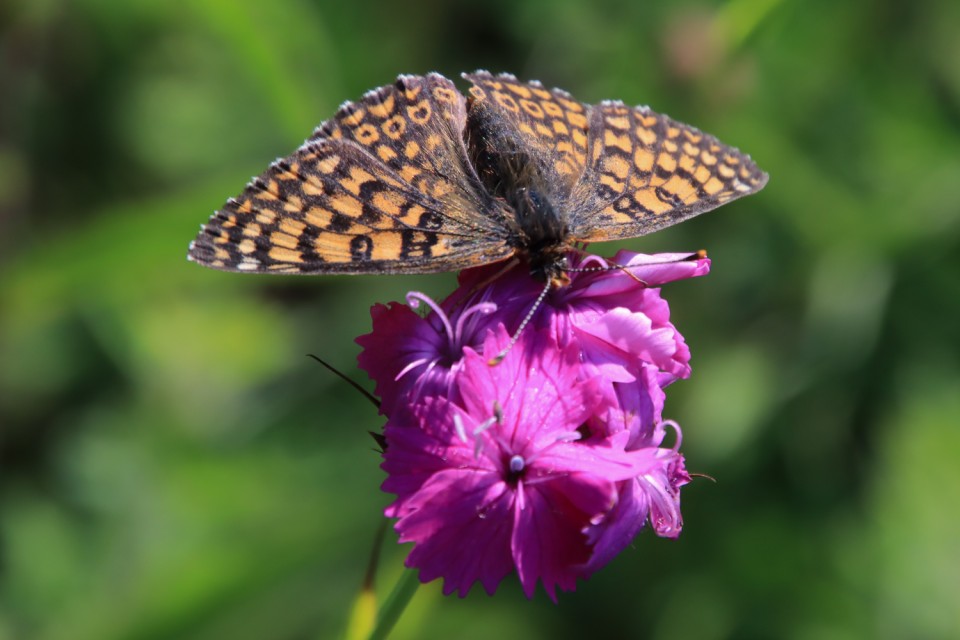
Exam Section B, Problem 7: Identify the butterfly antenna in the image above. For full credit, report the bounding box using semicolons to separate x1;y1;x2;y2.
562;262;650;286
306;354;381;410
689;472;717;483
487;278;552;366
562;250;708;286
610;263;650;286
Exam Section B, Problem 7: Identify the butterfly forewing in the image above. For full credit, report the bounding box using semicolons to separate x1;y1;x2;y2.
189;74;511;275
568;101;768;242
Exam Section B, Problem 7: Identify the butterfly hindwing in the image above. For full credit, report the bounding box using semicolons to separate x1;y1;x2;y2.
567;100;768;242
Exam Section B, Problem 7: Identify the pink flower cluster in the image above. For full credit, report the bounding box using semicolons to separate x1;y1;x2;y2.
356;251;709;601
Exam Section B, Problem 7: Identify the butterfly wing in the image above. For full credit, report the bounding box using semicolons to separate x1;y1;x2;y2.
567;100;768;242
188;74;513;274
462;72;767;243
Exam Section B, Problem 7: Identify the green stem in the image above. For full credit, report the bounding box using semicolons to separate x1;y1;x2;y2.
367;569;420;640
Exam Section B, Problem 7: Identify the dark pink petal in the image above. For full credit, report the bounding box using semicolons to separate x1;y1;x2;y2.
357;295;498;420
590;364;665;446
458;328;600;443
397;469;515;597
582;444;690;571
640;449;691;538
356;301;463;417
381;397;490;516
575;329;638;385
512;473;616;601
532;433;654;483
581;480;651;572
633;288;674;325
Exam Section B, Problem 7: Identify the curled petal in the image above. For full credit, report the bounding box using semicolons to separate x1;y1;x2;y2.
577;307;690;379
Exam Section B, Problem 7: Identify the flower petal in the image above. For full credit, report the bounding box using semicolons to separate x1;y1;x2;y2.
512;472;616;601
381;397;489;515
577;307;689;378
458;328;600;445
396;469;515;597
582;480;651;572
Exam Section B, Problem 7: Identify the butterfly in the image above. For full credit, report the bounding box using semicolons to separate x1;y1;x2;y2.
188;71;768;284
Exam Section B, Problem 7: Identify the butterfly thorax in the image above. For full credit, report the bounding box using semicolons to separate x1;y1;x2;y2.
469;132;572;284
507;187;571;285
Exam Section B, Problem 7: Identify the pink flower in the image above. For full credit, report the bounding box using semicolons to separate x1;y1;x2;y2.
580;373;691;571
357;251;708;415
357;250;703;599
383;328;684;600
453;250;707;381
355;291;496;418
447;250;708;409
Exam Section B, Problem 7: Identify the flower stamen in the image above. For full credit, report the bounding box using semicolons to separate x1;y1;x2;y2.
659;419;683;452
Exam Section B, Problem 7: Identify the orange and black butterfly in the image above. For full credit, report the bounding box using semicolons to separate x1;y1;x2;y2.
188;71;767;283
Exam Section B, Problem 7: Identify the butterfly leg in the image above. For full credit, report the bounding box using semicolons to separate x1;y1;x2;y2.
446;256;522;312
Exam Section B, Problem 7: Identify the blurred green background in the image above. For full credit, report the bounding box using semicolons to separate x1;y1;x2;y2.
2;0;959;638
